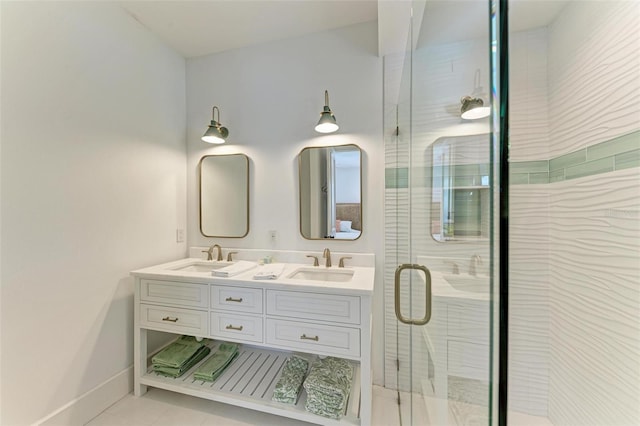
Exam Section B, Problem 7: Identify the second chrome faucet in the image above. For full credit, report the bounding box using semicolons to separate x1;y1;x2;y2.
202;244;223;261
322;248;332;267
307;249;351;268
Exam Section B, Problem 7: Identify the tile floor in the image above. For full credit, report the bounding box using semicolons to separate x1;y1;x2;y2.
86;386;553;426
86;385;400;426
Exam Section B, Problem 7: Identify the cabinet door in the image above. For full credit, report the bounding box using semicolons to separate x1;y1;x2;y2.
140;279;209;308
140;304;208;335
211;312;264;343
266;290;360;324
211;285;263;314
265;318;360;358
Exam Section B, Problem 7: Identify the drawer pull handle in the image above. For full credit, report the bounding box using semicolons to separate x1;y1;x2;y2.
225;297;243;303
300;334;319;342
226;324;244;331
162;316;178;322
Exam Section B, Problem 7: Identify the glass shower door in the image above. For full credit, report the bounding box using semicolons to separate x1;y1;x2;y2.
385;1;499;424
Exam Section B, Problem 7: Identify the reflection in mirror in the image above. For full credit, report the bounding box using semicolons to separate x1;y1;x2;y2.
432;134;489;242
199;154;249;238
299;145;362;240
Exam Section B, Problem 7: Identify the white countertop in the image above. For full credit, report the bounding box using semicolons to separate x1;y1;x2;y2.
131;257;375;296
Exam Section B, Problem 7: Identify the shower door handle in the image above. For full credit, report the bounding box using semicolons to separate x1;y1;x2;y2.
394;264;432;325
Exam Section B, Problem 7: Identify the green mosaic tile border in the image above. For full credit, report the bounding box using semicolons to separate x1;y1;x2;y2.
510;131;638;185
385;165;488;189
385;131;639;188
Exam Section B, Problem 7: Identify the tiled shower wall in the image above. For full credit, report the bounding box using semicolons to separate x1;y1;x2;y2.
544;2;640;424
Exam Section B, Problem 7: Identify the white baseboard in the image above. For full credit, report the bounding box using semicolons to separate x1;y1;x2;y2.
35;367;133;426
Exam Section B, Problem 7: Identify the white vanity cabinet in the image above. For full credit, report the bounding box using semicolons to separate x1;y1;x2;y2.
132;259;373;426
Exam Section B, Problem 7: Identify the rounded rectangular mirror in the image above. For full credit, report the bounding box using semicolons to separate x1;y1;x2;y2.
298;144;362;240
431;134;489;242
199;153;249;238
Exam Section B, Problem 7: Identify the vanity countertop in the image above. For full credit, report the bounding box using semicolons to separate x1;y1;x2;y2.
131;257;375;296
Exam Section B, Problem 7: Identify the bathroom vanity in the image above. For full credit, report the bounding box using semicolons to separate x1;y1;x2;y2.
131;251;374;426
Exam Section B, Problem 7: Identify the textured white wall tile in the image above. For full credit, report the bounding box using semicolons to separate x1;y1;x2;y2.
548;1;640;157
546;2;640;424
547;168;640;425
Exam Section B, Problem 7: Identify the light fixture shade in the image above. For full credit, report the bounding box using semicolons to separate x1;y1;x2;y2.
460;96;490;120
202;106;229;144
315;107;339;133
315;90;339;133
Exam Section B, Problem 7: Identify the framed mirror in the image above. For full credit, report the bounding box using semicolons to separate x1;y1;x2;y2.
298;144;362;240
431;134;489;242
199;153;249;238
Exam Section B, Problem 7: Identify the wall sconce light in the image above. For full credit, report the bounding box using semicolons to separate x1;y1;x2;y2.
461;70;490;120
202;106;229;144
315;90;339;133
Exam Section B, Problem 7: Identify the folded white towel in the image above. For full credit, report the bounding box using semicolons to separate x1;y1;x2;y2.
253;263;285;280
212;260;257;278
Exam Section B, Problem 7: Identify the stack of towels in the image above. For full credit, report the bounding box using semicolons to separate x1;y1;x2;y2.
253;263;285;280
193;342;239;382
151;336;210;378
272;355;310;404
303;357;353;419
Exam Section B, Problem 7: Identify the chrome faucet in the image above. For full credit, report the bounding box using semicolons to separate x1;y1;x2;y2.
322;248;332;267
469;254;482;276
202;244;223;261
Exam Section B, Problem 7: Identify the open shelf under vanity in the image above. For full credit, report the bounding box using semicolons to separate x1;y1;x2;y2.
141;340;362;426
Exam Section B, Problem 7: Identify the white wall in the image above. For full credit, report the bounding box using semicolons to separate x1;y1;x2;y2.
0;2;187;424
546;2;640;424
185;22;384;384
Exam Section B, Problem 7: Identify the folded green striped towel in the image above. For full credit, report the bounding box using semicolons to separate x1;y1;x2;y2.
272;355;309;404
153;345;210;378
193;342;239;382
152;336;208;369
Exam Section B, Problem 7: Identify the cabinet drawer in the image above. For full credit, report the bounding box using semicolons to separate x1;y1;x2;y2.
266;290;360;325
210;312;263;343
140;304;208;335
140;279;208;309
265;318;360;357
211;285;263;314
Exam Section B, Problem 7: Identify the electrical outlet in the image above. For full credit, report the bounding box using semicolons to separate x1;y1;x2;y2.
176;229;185;243
269;230;277;243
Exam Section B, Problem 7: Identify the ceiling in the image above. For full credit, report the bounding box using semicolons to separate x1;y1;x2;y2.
418;0;569;47
118;0;378;58
118;0;568;59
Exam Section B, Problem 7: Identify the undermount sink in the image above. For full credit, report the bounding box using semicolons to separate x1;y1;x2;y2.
171;261;233;273
444;274;489;293
288;267;354;282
